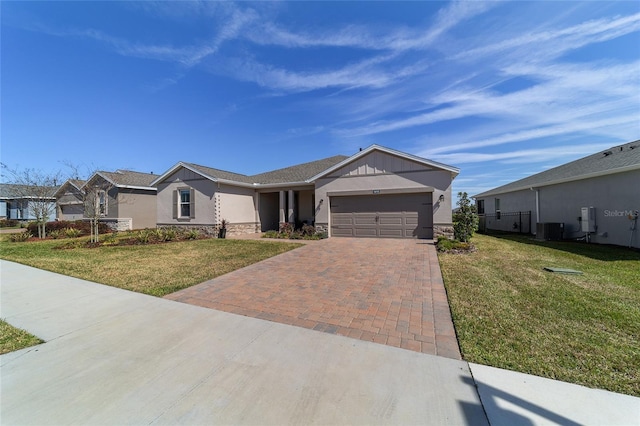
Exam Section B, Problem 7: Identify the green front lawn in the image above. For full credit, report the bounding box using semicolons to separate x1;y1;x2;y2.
0;235;301;296
439;233;640;397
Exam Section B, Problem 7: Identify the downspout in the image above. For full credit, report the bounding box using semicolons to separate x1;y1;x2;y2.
530;187;539;233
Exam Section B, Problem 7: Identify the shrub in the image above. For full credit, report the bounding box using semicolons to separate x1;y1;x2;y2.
162;228;177;242
49;230;64;239
262;230;279;239
436;235;475;253
300;223;316;236
0;219;19;228
9;232;32;242
453;192;479;243
134;229;153;244
184;229;200;240
279;222;294;237
27;220;108;237
64;227;83;238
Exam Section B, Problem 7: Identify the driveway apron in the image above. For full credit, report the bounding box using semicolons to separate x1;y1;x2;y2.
166;238;461;359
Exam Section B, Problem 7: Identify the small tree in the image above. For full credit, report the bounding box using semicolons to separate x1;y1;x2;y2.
82;180;113;244
1;164;61;239
453;192;478;242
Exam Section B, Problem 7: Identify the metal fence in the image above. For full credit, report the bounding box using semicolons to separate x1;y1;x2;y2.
478;211;531;234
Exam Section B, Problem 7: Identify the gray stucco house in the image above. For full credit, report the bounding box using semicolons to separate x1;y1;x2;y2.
54;179;86;221
0;183;58;221
64;170;158;231
473;140;640;248
152;145;459;239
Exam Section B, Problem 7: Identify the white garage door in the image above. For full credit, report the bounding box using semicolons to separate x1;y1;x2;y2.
330;193;433;239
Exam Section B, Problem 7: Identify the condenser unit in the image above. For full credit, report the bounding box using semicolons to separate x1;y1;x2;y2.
536;222;564;241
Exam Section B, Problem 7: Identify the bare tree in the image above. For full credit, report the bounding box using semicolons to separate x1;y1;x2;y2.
1;164;62;239
81;179;114;243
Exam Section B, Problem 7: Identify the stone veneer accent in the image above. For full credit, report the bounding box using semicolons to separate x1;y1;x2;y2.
314;223;328;234
100;218;132;232
159;222;260;237
434;224;454;239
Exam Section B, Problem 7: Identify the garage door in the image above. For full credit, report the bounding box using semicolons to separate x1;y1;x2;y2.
330;193;433;239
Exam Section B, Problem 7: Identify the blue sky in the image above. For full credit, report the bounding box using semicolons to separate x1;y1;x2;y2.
2;1;639;196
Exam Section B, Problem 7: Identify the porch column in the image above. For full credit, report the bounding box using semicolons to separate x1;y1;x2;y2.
279;191;286;223
288;190;294;223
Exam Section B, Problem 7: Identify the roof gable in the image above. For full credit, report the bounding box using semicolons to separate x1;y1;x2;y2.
474;140;640;198
54;179;86;198
85;170;157;191
308;145;460;181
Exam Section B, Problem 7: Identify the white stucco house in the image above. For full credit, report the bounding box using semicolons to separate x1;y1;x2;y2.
473;140;640;248
152;145;459;239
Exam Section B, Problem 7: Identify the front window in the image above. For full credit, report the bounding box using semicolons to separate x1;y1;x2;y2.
495;198;501;220
477;200;485;214
98;191;107;216
179;189;191;218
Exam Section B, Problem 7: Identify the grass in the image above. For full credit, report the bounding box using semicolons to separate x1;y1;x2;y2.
438;232;640;397
0;234;302;296
0;319;44;355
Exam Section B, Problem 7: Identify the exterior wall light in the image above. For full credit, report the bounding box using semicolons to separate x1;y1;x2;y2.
439;194;445;202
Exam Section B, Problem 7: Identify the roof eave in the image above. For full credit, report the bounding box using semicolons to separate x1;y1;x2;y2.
474;163;640;198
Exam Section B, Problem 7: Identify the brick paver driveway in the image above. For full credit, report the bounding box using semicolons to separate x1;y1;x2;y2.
165;238;461;359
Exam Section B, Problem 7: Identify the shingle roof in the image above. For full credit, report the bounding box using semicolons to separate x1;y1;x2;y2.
183;155;349;185
0;183;59;199
251;155;349;184
474;140;640;198
98;170;157;188
184;163;256;184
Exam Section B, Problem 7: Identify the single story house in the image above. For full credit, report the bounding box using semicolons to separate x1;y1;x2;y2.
81;170;157;231
0;183;58;221
473;140;640;248
152;144;459;239
54;179;86;221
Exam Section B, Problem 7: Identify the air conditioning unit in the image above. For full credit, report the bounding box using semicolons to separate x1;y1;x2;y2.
536;222;564;241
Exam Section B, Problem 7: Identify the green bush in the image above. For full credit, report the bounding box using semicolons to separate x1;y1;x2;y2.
49;230;64;239
27;220;108;237
64;228;83;238
0;219;19;228
453;192;479;243
436;235;475;253
184;229;200;240
9;232;32;242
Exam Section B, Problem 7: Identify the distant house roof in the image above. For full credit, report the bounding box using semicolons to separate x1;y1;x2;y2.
0;183;58;200
86;170;157;191
152;145;457;188
474;140;640;198
54;179;86;198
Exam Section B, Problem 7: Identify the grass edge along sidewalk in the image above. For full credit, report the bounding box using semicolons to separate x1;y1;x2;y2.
0;235;302;297
438;233;640;397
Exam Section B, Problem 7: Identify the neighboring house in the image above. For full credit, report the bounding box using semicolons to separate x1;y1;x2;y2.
473;140;640;248
82;170;157;231
152;144;459;239
54;179;86;221
0;183;58;221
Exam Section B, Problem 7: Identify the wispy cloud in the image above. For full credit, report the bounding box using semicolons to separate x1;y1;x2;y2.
429;143;613;165
244;1;496;51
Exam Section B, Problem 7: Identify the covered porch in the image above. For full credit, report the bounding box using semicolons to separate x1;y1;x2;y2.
257;186;317;232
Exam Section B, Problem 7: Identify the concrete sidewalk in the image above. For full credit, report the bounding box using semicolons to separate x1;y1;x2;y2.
1;260;639;425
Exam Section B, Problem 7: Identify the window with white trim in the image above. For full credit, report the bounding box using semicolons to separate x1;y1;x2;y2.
495;198;501;220
179;189;191;218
